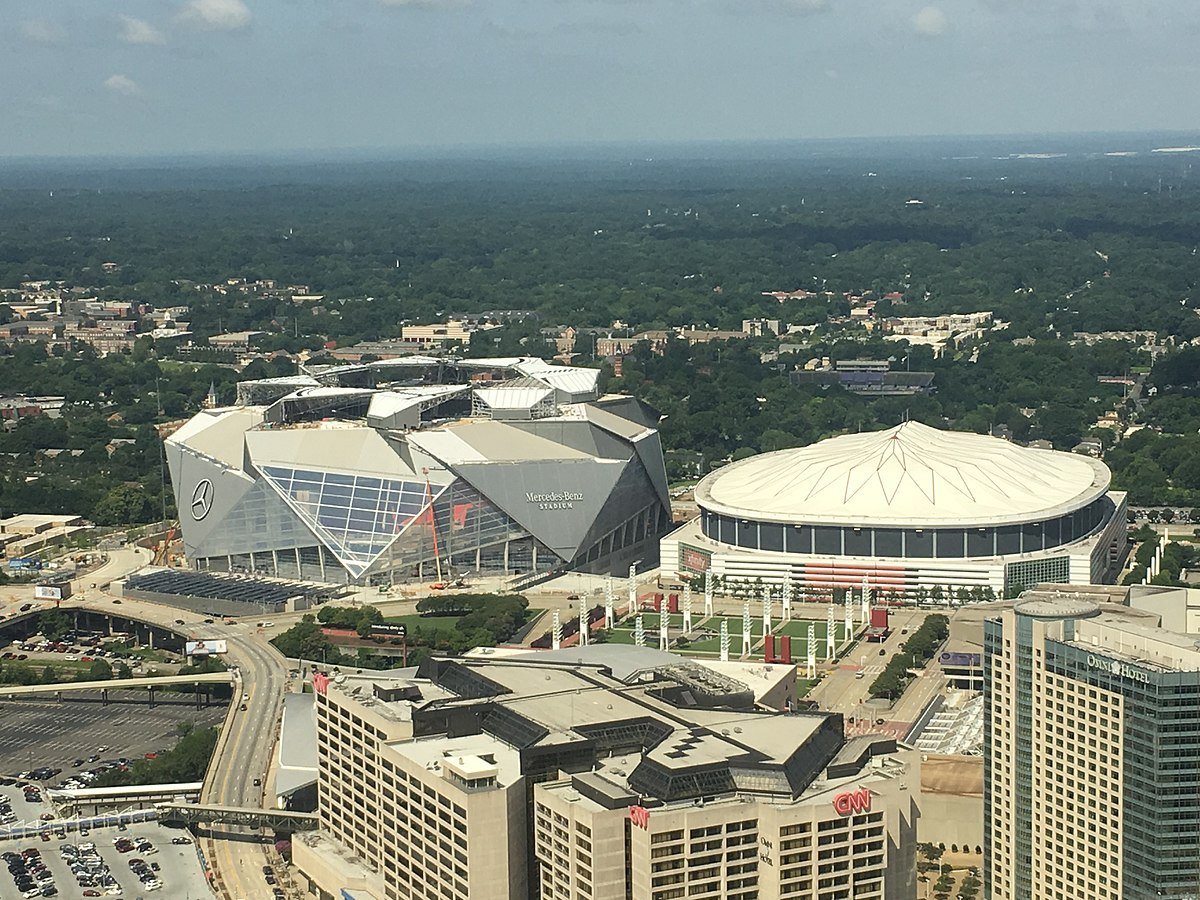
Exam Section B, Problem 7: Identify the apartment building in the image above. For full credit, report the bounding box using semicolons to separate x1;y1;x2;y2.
297;646;920;900
984;590;1200;900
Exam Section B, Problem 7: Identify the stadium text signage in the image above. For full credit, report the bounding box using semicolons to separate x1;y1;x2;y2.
1087;655;1151;685
371;623;408;637
628;806;650;830
832;788;872;816
526;490;584;511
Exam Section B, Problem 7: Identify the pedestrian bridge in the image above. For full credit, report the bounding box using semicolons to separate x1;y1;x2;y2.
50;782;204;816
0;671;232;697
155;803;319;831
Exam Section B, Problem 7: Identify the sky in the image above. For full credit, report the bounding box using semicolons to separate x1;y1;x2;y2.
3;0;1200;158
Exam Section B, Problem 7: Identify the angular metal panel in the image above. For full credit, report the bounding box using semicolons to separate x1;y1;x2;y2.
451;458;629;559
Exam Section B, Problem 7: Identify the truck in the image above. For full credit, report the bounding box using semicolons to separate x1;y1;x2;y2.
6;557;43;572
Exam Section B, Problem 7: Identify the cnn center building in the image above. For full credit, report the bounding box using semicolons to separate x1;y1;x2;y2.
661;421;1128;599
165;357;672;585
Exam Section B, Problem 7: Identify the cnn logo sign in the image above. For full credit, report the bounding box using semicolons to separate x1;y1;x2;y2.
832;788;872;816
629;806;650;830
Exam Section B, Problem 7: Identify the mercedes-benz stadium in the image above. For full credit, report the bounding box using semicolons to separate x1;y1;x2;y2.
661;421;1128;598
165;357;671;585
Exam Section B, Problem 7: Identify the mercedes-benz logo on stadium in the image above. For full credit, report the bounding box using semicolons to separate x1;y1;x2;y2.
191;479;214;521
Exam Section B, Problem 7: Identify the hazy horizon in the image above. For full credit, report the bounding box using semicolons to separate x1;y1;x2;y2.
5;1;1200;159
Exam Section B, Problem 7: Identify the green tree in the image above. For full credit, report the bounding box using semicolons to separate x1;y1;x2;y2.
38;609;72;641
91;484;157;526
271;615;339;661
86;658;114;681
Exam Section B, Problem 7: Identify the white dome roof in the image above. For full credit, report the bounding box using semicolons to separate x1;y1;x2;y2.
695;421;1111;528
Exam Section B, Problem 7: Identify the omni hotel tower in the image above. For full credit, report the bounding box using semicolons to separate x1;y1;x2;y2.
984;592;1200;900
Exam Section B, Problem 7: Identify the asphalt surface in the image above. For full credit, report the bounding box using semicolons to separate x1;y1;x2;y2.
196;620;289;900
807;606;948;739
0;802;213;900
0;695;228;777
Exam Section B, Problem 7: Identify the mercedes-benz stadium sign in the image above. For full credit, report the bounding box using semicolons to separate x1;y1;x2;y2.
191;479;214;521
525;490;584;511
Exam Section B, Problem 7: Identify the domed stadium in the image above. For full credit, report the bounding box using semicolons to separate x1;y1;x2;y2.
661;421;1128;599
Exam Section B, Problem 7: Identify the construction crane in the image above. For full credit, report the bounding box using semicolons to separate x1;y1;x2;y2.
422;470;445;588
153;523;178;567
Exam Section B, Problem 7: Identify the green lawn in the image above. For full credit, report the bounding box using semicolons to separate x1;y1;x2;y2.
383;613;464;636
603;613;856;660
384;606;545;639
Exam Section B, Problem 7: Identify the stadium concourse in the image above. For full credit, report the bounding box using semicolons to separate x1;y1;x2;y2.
662;421;1129;600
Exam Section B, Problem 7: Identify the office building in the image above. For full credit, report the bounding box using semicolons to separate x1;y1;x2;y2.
984;591;1200;900
295;646;921;900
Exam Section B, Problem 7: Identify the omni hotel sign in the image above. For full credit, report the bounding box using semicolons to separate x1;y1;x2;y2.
526;489;584;511
1087;654;1152;685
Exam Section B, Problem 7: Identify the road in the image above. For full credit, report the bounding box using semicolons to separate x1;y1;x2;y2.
807;607;947;740
199;622;289;900
60;589;289;900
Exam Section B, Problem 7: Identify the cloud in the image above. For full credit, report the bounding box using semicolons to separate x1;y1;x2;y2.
180;0;252;31
913;5;947;35
119;15;167;45
103;74;141;96
377;0;471;7
744;0;831;13
20;19;68;45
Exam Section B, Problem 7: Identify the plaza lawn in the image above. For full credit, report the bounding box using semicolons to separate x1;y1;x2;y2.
383;613;463;636
604;613;856;660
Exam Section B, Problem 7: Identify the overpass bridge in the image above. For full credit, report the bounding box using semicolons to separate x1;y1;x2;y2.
0;671;233;703
156;803;319;831
50;782;204;817
0;606;188;653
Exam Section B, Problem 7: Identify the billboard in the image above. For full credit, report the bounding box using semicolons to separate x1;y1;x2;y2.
34;585;63;601
679;544;712;574
185;639;228;657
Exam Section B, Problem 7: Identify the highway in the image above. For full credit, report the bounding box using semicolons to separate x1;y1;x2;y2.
201;623;290;900
57;586;290;900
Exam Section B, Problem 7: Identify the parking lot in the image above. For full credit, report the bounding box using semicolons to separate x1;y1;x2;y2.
3;828;213;900
1;786;213;900
0;697;228;777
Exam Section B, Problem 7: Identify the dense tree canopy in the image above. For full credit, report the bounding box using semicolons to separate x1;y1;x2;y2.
2;152;1200;525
